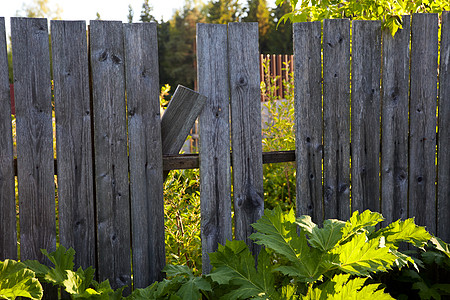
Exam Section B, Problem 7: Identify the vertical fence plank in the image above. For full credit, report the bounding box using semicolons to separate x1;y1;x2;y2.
438;11;450;242
0;17;16;260
124;22;165;287
293;22;323;222
229;22;264;256
11;17;56;261
409;13;439;234
351;20;382;213
323;19;351;220
90;20;131;291
381;16;410;224
51;20;95;270
197;23;232;274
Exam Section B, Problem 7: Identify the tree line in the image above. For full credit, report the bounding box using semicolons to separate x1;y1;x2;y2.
131;0;293;91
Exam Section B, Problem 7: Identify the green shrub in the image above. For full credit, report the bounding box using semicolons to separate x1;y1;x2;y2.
261;58;296;211
4;208;445;299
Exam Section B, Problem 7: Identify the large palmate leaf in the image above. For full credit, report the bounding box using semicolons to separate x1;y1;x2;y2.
296;216;346;251
0;259;43;300
374;218;431;249
330;233;397;276
341;210;384;242
250;207;325;282
162;264;211;299
209;240;279;299
302;274;394;300
25;246;76;285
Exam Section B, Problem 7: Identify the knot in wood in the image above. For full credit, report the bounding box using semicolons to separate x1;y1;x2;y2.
237;76;247;87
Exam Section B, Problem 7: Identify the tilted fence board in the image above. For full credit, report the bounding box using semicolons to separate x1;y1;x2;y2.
229;22;264;256
409;13;439;234
197;23;232;274
89;21;131;291
293;22;323;223
11;17;56;262
51;20;96;271
161;85;207;155
381;16;410;225
438;11;450;241
322;19;351;220
0;17;16;260
351;20;382;213
124;22;165;287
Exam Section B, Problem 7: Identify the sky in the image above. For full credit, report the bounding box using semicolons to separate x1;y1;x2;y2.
2;0;197;36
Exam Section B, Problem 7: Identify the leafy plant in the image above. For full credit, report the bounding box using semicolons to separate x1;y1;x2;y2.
0;259;42;300
164;169;202;275
276;0;450;36
4;208;448;299
261;57;296;210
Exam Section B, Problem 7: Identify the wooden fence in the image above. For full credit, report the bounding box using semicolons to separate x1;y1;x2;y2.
0;12;449;292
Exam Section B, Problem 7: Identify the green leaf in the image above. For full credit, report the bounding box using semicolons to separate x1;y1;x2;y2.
62;267;96;296
22;260;50;277
31;246;76;285
250;207;325;282
374;218;431;249
0;259;43;300
303;274;395;299
430;236;450;259
341;210;384;242
209;240;279;299
331;233;397;276
176;277;211;299
297;217;345;251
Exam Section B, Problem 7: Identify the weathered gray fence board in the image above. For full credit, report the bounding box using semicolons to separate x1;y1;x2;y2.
293;22;323;223
90;20;131;291
197;23;232;274
229;22;264;256
124;22;165;287
51;20;95;270
381;16;410;225
323;19;351;220
161;85;207;154
438;11;450;242
0;17;16;260
351;20;381;213
11;17;56;262
409;13;439;234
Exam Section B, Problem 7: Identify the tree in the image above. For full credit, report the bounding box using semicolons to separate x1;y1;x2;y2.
277;0;450;35
161;1;205;89
16;0;62;19
140;0;156;23
243;0;271;52
127;4;134;23
206;0;242;24
266;1;292;54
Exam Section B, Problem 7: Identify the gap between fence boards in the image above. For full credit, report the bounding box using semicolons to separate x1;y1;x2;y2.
12;150;295;176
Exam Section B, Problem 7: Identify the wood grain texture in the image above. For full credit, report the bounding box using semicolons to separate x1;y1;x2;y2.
409;13;439;234
11;17;56;262
293;22;323;223
228;22;264;256
161;85;207;154
351;20;382;213
123;22;165;287
323;19;351;220
197;23;232;274
381;16;410;225
89;20;131;292
438;11;450;241
51;20;95;270
0;17;16;260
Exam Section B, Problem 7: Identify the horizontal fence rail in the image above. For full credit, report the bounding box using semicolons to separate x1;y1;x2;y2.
0;12;449;293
